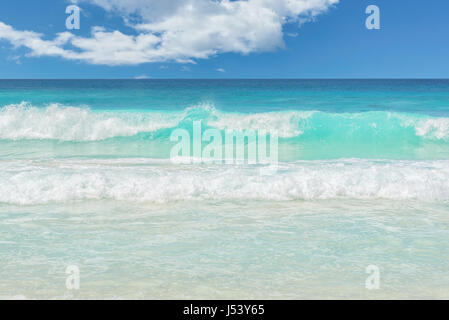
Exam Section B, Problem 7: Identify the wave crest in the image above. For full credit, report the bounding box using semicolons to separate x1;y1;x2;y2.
0;102;180;141
1;102;449;142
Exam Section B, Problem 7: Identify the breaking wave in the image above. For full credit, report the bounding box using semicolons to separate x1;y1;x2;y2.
1;102;449;141
1;159;449;205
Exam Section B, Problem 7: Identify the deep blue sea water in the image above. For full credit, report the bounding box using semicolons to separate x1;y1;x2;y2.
0;80;448;299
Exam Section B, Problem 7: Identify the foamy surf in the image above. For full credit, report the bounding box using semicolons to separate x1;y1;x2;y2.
1;158;449;205
0;102;182;141
1;102;449;141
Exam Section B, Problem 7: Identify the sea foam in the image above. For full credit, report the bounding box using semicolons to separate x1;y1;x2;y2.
2;102;449;142
0;102;181;141
1;159;449;205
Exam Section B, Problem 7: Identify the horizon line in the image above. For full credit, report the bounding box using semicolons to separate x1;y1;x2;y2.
0;78;449;80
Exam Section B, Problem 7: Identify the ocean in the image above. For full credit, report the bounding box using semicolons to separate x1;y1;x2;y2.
0;79;448;299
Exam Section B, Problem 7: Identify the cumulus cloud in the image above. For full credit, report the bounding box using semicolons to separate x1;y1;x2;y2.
0;0;338;65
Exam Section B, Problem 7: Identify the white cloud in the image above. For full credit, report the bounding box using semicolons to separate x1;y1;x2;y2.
216;68;225;73
134;74;150;79
0;22;74;58
0;0;338;66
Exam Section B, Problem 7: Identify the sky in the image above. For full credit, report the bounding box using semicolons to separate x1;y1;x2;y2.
0;0;448;79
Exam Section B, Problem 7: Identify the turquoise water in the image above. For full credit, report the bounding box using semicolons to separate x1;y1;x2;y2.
1;80;448;299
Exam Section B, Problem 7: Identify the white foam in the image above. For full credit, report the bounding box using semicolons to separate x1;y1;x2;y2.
0;102;181;141
2;102;449;142
1;159;449;205
415;118;449;140
179;103;311;137
208;110;312;138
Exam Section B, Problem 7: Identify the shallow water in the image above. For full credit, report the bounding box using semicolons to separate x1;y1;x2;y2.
1;200;448;299
1;80;448;299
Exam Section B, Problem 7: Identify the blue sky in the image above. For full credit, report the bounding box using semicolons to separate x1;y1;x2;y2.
0;0;448;79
